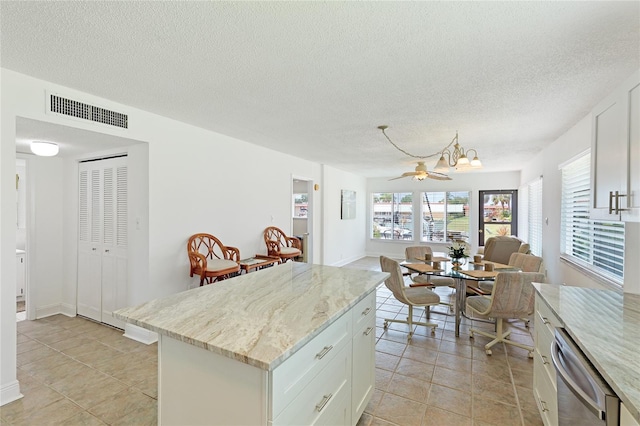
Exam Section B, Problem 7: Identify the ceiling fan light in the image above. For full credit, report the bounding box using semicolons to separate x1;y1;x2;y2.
30;141;59;157
470;156;482;168
434;155;449;173
456;155;470;166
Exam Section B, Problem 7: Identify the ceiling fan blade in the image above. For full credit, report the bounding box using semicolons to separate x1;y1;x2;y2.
426;172;452;181
388;176;407;181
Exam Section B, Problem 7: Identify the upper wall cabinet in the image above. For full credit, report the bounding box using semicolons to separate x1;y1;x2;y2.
591;70;640;222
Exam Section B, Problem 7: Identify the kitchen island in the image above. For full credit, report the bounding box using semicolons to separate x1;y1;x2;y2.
533;283;640;425
114;262;389;426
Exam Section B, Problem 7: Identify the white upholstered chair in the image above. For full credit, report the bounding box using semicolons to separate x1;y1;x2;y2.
480;236;527;264
379;256;440;341
466;271;545;357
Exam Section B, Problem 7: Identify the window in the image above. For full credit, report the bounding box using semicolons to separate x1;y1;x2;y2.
527;177;543;256
372;193;413;240
422;191;470;243
560;152;625;285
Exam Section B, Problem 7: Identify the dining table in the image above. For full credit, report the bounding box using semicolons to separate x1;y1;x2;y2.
401;254;519;336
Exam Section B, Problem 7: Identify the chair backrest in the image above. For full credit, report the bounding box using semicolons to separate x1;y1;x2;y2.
483;236;524;264
489;272;545;318
508;253;545;273
379;256;409;304
187;233;229;260
264;226;287;247
405;246;433;260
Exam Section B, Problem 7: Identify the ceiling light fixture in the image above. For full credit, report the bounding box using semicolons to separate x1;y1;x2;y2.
30;141;59;157
433;132;482;173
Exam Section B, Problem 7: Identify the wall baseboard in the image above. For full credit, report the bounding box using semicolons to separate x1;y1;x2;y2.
123;324;158;345
35;303;66;319
59;303;76;317
330;253;367;267
0;380;23;406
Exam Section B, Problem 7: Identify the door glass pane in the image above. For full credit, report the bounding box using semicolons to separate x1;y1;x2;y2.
479;190;517;245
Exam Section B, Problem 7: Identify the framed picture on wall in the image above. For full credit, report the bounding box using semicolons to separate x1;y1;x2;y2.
341;190;356;220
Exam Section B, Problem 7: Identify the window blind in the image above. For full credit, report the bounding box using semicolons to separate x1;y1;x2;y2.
527;177;543;256
560;152;624;285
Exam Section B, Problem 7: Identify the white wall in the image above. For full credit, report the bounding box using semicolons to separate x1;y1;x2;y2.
366;171;521;259
520;100;640;294
0;69;335;404
322;165;368;266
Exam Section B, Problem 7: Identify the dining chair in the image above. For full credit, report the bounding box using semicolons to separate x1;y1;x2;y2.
466;271;545;357
187;233;241;285
379;256;440;341
479;236;526;264
478;252;544;294
263;226;301;262
404;246;455;311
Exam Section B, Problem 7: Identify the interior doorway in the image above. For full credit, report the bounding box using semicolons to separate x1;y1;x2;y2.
16;159;27;322
292;177;313;263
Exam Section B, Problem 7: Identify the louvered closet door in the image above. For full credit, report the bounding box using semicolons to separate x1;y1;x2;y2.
77;166;103;321
101;161;128;328
77;157;128;326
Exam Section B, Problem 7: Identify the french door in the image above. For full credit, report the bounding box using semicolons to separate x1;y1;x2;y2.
478;190;517;246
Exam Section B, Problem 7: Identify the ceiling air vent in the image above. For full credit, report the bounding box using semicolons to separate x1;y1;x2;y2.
49;94;128;129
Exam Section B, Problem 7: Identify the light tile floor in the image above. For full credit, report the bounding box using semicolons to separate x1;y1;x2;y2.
2;257;542;425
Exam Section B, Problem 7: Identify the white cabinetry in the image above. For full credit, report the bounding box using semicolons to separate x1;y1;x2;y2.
591;69;640;221
533;296;562;426
16;250;25;298
351;292;376;421
622;402;640;426
158;291;376;426
77;156;128;328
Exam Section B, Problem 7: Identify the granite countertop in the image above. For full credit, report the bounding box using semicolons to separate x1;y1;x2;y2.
114;262;389;371
533;283;640;423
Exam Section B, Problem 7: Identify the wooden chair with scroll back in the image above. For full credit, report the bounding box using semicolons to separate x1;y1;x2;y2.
187;233;240;286
263;226;301;262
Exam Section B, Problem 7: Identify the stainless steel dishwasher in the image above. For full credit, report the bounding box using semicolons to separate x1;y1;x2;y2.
551;327;620;425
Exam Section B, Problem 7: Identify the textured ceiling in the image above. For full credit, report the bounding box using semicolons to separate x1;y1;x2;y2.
2;2;639;177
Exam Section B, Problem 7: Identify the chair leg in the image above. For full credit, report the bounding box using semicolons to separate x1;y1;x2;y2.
382;304;438;342
470;318;534;357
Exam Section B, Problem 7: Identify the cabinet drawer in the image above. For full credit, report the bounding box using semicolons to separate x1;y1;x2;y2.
533;353;558;426
271;311;351;417
535;298;562;335
352;292;375;330
273;344;351;426
534;322;556;388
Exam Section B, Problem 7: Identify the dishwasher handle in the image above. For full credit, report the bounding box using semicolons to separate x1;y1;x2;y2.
551;339;605;420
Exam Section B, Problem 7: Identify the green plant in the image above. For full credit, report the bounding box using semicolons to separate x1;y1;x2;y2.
448;242;470;259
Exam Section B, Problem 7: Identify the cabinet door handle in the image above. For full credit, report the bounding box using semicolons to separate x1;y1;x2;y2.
609;191;615;214
362;307;371;316
364;327;374;336
315;345;333;360
315;393;333;412
541;355;549;365
540;400;549;413
541;317;550;325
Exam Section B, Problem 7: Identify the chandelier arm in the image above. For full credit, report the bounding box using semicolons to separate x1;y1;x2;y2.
380;127;442;160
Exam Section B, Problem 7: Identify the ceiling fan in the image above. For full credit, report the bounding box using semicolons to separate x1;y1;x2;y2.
390;161;452;181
